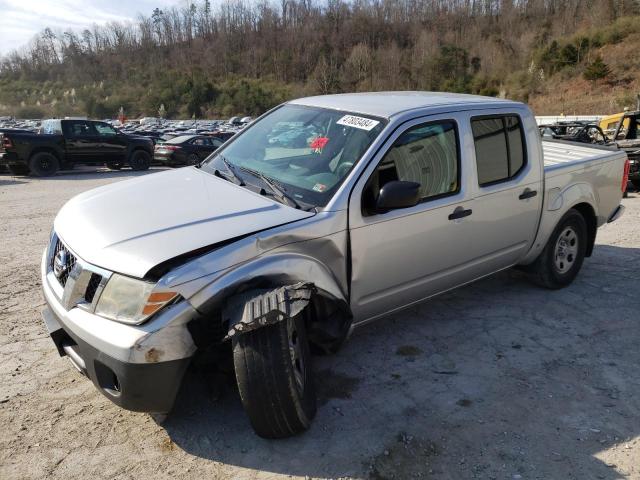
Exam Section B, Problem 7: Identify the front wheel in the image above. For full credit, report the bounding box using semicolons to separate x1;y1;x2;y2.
128;150;151;171
232;311;316;438
529;209;587;289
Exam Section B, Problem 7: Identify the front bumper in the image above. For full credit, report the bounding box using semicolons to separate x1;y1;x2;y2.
43;306;190;412
41;242;199;413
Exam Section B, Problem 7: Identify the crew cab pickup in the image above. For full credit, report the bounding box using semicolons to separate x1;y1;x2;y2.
0;119;154;176
40;93;628;438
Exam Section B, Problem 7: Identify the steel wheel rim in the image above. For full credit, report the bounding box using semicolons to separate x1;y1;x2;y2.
554;226;578;274
286;317;305;394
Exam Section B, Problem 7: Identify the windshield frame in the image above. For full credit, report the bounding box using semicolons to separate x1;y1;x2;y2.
200;103;388;209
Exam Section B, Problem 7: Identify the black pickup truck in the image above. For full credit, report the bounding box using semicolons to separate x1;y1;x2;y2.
0;119;154;176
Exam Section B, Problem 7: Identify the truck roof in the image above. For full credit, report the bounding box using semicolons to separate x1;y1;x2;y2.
289;91;521;119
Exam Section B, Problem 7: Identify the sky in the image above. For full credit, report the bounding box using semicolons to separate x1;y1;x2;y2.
0;0;180;55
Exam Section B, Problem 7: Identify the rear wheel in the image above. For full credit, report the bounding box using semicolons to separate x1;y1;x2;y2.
29;152;59;177
232;310;316;438
128;150;151;171
529;209;587;289
187;153;200;166
7;164;29;175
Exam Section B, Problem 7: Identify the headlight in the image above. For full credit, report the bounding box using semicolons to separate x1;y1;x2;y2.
95;273;178;325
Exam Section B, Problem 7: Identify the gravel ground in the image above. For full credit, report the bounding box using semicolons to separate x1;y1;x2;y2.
1;168;639;480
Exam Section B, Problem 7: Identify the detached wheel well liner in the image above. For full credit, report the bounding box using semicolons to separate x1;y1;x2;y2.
188;281;352;354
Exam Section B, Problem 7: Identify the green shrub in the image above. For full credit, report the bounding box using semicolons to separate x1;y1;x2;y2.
583;56;611;81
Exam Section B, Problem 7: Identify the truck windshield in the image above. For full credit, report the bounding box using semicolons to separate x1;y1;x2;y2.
201;104;386;208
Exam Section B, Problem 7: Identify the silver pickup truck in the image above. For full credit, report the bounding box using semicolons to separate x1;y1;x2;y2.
41;92;628;438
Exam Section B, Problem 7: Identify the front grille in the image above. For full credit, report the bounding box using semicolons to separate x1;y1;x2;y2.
51;238;77;287
84;273;102;303
48;233;111;311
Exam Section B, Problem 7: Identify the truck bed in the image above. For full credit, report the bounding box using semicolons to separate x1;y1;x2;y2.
542;140;623;174
540;139;626;232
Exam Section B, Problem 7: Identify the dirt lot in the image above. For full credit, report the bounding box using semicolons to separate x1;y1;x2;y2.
1;168;639;480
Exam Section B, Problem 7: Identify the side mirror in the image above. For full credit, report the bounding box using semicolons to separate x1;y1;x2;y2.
376;180;421;212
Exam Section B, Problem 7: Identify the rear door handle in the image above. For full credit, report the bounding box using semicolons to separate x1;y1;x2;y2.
448;206;472;221
519;188;538;200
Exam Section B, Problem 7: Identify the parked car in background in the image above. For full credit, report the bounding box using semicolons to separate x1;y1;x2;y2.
198;130;235;143
0;119;154;176
41;92;627;439
154;135;224;166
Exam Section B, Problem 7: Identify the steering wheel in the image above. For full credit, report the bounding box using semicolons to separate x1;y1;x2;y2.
336;161;354;178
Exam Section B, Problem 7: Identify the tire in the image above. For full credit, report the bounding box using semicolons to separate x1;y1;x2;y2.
29;152;59;177
128;150;151;171
232;310;316;438
7;164;30;176
187;153;200;166
529;208;587;289
106;162;123;170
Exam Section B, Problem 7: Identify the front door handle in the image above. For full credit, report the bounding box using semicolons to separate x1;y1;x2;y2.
519;188;538;200
448;206;472;221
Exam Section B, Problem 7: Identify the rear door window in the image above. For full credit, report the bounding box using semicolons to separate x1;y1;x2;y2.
64;121;97;137
471;115;526;186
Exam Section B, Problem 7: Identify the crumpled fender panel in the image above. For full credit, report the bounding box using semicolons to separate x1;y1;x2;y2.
222;282;315;340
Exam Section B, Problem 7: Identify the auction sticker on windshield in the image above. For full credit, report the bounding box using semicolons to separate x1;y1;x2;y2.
336;115;380;131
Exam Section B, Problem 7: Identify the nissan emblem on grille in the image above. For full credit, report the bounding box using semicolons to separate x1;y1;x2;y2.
53;249;68;279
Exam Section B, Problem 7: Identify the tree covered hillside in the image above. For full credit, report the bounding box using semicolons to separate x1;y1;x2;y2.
0;0;639;118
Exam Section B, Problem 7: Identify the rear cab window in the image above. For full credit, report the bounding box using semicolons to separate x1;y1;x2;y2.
471;115;526;186
62;121;98;137
41;120;62;135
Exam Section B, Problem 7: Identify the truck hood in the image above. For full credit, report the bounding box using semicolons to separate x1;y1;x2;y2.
54;168;314;278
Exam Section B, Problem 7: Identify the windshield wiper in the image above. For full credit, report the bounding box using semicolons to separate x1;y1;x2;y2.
220;156;245;186
238;166;303;210
212;155;244;186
